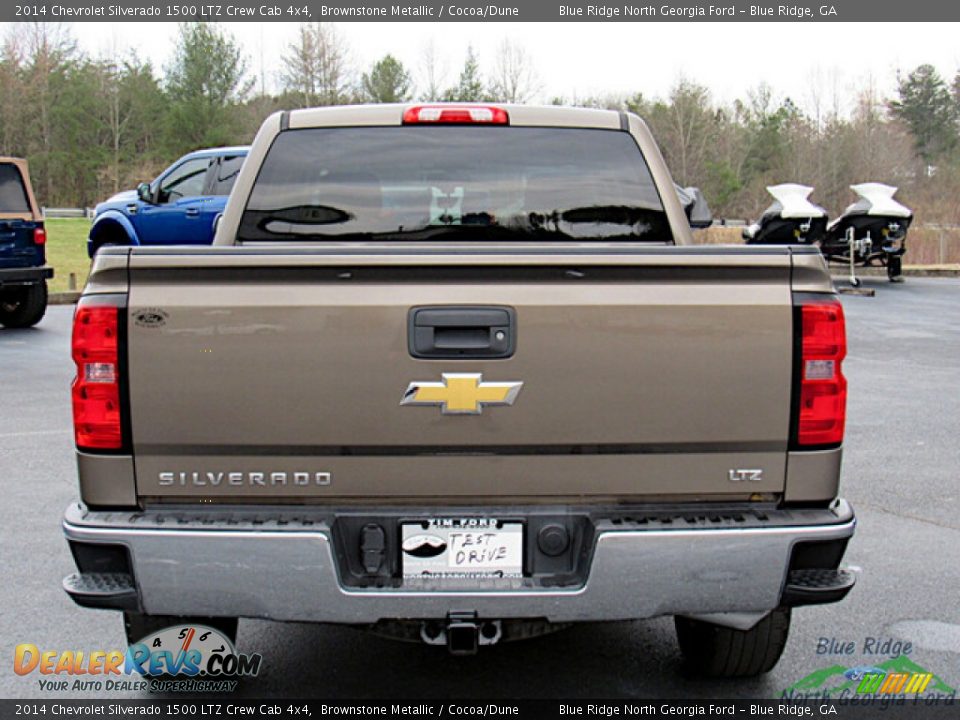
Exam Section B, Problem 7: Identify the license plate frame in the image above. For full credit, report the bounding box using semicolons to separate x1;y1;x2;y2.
401;518;524;579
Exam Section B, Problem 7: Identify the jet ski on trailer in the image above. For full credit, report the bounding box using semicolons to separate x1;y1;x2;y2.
676;185;713;229
742;184;828;245
820;183;913;282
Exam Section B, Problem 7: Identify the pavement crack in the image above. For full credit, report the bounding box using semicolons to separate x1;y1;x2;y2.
855;500;960;533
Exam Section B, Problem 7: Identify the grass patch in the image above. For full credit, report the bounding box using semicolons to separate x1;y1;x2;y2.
44;218;91;293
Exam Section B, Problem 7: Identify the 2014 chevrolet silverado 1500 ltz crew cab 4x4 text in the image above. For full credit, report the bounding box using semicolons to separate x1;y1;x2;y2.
62;104;856;677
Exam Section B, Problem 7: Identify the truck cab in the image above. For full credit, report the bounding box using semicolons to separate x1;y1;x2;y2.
87;146;248;257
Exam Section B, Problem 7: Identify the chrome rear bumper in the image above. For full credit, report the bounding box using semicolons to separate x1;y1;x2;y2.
63;500;855;624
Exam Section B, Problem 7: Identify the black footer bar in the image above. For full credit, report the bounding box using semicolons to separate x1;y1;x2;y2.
3;698;958;719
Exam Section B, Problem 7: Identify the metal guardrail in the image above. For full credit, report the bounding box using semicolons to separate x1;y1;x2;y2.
42;207;94;219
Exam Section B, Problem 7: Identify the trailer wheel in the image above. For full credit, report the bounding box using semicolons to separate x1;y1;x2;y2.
675;608;791;678
0;281;48;328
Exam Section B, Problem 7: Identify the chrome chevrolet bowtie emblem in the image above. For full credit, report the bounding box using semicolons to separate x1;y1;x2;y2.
401;373;523;415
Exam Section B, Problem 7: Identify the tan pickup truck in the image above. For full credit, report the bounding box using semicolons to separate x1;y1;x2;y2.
62;104;855;677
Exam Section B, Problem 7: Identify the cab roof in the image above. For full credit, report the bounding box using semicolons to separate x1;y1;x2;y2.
182;146;250;159
286;103;624;131
0;156;41;221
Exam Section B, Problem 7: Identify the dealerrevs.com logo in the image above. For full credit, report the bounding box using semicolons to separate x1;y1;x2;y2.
14;624;262;693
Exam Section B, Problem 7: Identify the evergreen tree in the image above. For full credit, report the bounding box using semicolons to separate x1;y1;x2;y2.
889;64;957;163
361;54;412;103
443;47;485;102
164;23;251;151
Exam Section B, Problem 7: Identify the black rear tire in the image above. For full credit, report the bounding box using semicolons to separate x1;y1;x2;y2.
0;281;47;328
123;612;239;647
675;607;791;678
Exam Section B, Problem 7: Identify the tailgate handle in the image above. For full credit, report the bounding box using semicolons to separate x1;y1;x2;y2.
409;306;516;359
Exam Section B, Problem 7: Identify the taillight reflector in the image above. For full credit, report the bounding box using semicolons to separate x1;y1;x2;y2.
33;226;46;245
72;304;123;450
797;300;847;446
402;105;509;125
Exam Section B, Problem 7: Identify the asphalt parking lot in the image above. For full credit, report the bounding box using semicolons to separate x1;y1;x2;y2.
2;277;958;700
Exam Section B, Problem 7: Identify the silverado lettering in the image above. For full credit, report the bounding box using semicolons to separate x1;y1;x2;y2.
157;471;332;487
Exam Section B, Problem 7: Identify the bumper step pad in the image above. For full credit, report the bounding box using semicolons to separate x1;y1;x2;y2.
782;568;856;607
63;572;139;611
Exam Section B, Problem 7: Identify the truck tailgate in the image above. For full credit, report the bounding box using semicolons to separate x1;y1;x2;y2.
126;247;795;501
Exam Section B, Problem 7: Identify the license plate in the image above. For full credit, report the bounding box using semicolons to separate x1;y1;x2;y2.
401;519;523;579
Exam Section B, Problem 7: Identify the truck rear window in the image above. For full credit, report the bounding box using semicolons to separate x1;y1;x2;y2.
239;127;672;243
0;164;31;214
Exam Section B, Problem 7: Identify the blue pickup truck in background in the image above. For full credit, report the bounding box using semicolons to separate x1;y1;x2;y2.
0;156;51;328
87;146;248;257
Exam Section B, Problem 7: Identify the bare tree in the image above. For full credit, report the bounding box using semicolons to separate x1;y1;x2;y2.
561;92;633;111
94;34;127;195
280;23;352;107
22;22;77;201
417;38;446;102
849;80;915;184
99;58;123;194
0;29;25;154
486;39;539;103
645;78;714;185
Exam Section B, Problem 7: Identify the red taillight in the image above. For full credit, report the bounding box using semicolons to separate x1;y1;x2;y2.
402;105;509;125
33;226;46;245
797;300;847;446
72;304;123;451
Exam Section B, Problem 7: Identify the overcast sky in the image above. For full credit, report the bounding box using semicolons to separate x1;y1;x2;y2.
13;21;960;113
